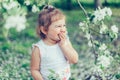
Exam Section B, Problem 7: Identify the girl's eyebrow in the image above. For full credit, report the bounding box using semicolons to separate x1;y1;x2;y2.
55;24;61;27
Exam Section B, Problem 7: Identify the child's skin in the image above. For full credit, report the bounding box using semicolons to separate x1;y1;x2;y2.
31;18;78;80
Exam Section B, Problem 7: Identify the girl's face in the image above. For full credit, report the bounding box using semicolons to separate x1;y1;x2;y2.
46;19;67;42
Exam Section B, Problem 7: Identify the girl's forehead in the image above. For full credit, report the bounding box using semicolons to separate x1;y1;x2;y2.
51;19;65;25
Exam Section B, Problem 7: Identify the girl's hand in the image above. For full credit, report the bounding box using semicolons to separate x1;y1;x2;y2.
58;32;78;64
58;32;68;47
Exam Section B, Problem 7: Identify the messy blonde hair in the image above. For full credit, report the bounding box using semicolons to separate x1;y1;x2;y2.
37;5;65;39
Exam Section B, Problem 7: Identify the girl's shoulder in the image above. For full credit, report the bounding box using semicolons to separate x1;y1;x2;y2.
32;40;43;48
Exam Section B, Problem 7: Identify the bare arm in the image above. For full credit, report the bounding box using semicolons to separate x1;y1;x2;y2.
30;46;43;80
58;33;78;64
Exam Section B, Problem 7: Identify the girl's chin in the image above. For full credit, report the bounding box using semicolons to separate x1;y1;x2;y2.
51;37;60;42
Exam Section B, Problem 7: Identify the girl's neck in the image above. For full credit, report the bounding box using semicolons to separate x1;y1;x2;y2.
42;38;57;46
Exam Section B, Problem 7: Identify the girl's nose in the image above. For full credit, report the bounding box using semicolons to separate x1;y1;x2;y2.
60;28;66;33
60;31;65;33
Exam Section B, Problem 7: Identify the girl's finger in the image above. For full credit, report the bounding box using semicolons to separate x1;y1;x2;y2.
61;32;66;39
58;34;63;40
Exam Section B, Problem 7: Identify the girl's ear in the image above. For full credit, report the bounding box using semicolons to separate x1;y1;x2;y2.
40;26;47;34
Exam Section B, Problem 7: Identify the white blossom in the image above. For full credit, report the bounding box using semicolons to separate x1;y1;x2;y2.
2;1;19;10
4;15;26;32
92;65;103;73
111;25;118;33
93;7;112;23
104;50;110;56
24;0;31;5
79;22;85;26
100;24;107;34
80;27;86;32
98;55;111;68
79;22;86;31
88;41;93;47
5;73;9;77
91;65;103;77
16;24;26;32
90;76;96;80
85;33;91;40
93;8;106;23
103;7;112;16
99;44;107;51
32;5;39;13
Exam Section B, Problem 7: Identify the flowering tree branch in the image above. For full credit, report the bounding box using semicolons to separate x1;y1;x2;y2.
77;0;98;63
77;0;88;18
78;0;119;79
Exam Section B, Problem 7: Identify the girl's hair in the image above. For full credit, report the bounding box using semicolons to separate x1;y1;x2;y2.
37;5;65;39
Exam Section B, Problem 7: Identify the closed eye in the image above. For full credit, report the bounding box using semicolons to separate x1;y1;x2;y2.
55;24;62;27
63;25;66;27
55;25;61;28
55;24;66;28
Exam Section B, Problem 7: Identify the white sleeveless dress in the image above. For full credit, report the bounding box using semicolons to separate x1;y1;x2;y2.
32;40;71;80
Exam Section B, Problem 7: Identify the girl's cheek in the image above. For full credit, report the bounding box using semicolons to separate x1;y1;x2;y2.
55;29;61;33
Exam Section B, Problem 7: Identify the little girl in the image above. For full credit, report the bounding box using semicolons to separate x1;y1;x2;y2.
30;5;78;80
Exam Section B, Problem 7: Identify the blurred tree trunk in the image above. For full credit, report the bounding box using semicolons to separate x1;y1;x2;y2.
60;0;72;10
104;0;108;5
66;0;72;10
104;0;108;4
94;0;102;9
